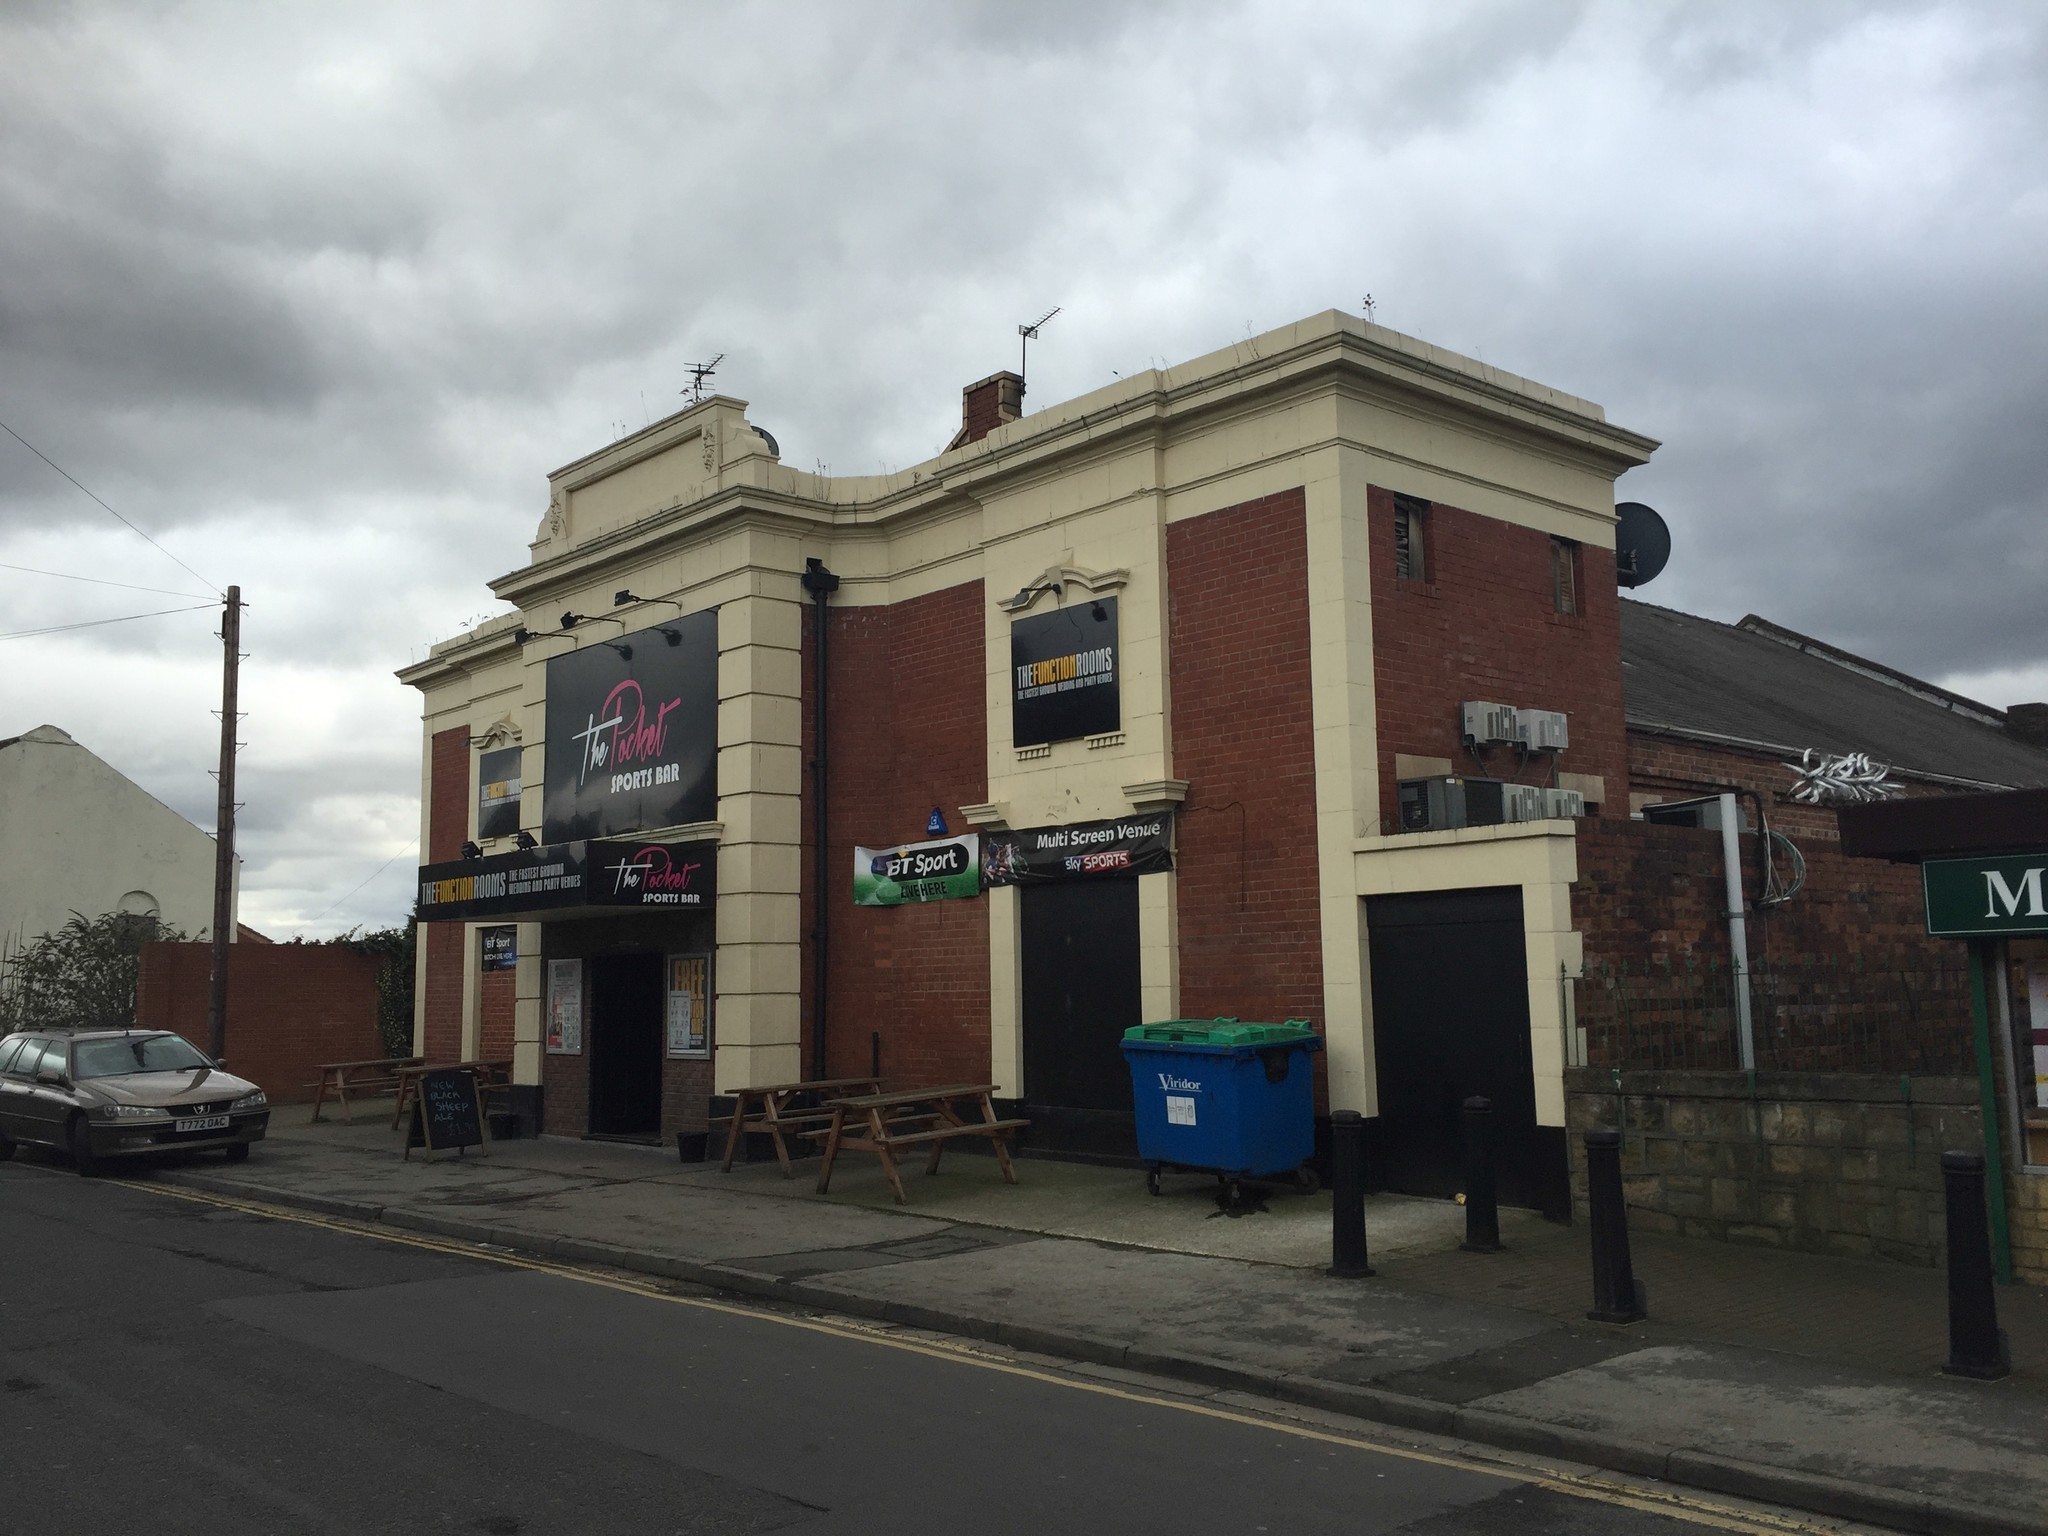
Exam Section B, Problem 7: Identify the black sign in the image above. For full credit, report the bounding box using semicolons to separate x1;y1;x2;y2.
984;813;1173;885
416;839;717;922
477;746;522;840
480;926;517;971
543;611;718;842
407;1068;485;1156
1011;597;1119;748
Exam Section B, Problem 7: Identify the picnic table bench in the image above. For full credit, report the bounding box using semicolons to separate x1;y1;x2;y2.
309;1056;424;1124
813;1083;1028;1205
391;1059;514;1129
715;1076;883;1175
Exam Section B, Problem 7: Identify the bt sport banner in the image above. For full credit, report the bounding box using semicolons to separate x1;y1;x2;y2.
543;610;718;842
853;834;981;905
1010;596;1119;748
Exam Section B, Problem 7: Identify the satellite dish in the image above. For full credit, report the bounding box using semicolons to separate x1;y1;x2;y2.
1614;502;1671;588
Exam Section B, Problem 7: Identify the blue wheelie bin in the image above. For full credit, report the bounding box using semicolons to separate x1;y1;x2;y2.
1121;1019;1323;1198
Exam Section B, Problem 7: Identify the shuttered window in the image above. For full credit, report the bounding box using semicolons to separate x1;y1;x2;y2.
1394;495;1428;581
1553;537;1579;615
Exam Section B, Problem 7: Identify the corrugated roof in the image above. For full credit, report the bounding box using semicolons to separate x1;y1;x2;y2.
1620;599;2048;789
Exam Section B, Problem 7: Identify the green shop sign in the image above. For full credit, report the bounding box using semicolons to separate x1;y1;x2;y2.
1923;853;2048;937
853;833;982;906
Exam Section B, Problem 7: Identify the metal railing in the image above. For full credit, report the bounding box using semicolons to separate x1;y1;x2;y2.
1576;955;1974;1075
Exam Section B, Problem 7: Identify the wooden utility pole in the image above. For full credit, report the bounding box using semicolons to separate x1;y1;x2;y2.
208;585;241;1062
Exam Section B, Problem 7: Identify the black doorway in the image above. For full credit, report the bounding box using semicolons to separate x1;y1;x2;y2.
1020;877;1143;1156
1365;887;1566;1217
588;951;664;1139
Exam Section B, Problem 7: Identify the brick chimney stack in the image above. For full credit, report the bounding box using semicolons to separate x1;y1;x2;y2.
947;371;1024;451
2005;702;2048;747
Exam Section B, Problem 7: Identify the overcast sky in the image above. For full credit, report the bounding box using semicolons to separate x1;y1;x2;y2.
3;0;2043;938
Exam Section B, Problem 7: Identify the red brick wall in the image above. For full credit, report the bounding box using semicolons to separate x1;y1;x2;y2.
136;942;383;1102
801;582;991;1088
1167;489;1326;1034
422;724;469;1061
479;968;515;1060
541;1038;586;1135
1368;487;1629;828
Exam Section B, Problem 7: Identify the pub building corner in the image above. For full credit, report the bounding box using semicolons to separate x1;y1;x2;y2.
398;310;1657;1210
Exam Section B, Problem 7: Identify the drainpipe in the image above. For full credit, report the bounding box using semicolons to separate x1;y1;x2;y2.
1719;791;1756;1071
801;558;839;1080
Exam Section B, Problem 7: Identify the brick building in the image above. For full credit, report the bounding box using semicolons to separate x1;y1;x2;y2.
400;310;1657;1210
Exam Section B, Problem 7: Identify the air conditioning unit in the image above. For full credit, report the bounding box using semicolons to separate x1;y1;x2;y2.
1460;701;1519;745
1641;796;1750;832
1543;787;1586;819
1516;708;1570;752
1398;776;1505;832
1501;784;1549;823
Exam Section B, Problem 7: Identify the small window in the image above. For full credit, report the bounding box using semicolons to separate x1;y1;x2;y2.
0;1039;22;1075
1394;495;1429;582
1552;537;1579;615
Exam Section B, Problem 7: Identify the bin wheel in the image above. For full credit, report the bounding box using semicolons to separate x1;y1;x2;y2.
1292;1165;1320;1195
1145;1167;1162;1197
1225;1178;1244;1208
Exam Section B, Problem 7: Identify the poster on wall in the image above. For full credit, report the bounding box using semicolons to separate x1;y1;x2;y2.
666;953;710;1058
1010;597;1119;748
479;926;517;971
477;746;522;840
982;814;1173;886
545;958;583;1054
854;834;981;905
2031;968;2047;1110
542;609;719;842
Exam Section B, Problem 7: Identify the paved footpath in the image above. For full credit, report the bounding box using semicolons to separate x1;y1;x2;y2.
113;1108;2048;1536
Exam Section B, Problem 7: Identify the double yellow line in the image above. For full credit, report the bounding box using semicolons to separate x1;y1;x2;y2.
117;1177;1845;1535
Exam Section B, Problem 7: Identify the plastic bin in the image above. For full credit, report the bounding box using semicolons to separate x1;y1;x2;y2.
1120;1018;1322;1194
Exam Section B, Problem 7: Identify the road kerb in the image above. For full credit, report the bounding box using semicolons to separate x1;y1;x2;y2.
155;1168;2048;1536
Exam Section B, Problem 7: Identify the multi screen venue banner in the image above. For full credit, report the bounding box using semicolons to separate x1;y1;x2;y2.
416;839;716;922
542;610;718;842
850;815;1175;904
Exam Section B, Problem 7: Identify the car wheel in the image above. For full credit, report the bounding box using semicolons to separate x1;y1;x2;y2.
224;1143;250;1164
67;1115;99;1177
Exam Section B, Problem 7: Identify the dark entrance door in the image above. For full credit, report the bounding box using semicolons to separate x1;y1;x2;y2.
1020;877;1142;1156
1365;887;1566;1217
588;951;664;1138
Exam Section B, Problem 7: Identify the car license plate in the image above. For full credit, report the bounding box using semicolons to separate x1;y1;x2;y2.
175;1115;231;1133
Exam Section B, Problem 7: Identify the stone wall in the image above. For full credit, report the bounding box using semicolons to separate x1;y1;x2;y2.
1565;1065;1983;1267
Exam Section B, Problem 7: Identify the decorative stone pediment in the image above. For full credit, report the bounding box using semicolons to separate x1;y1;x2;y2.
996;562;1130;614
471;717;522;750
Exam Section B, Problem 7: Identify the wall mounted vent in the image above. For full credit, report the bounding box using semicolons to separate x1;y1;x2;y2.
1501;784;1550;823
1397;776;1505;832
1460;701;1519;745
1516;709;1570;752
1543;787;1586;819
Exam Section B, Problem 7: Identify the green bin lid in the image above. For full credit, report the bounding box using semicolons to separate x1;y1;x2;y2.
1121;1017;1317;1047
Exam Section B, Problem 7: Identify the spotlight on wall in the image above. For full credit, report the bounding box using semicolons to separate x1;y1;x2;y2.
513;830;539;851
1090;601;1107;622
459;840;484;861
561;611;587;629
614;589;640;606
513;627;534;644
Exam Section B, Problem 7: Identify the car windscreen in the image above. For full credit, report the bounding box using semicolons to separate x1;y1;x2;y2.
71;1035;213;1080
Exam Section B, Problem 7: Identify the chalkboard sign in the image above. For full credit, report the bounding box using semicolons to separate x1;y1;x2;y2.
405;1068;488;1158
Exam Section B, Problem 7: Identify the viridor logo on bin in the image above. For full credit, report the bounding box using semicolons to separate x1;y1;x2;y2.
1158;1073;1203;1093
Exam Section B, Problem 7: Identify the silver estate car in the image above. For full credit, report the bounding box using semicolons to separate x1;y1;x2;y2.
0;1029;269;1174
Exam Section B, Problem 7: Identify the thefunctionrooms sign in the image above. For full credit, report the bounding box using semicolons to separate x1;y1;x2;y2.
543;610;718;842
983;814;1172;885
1010;596;1119;748
854;834;981;905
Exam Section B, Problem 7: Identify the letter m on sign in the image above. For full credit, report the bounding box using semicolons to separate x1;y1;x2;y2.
1986;867;2048;920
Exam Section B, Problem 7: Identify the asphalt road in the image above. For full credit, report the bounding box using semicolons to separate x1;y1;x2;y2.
0;1156;1836;1536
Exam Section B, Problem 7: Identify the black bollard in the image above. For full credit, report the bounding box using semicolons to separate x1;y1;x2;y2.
1941;1151;2011;1380
1584;1128;1645;1324
1328;1110;1374;1278
1461;1096;1503;1253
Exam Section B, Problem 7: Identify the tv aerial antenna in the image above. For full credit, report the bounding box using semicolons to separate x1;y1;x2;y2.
684;354;725;404
1017;307;1059;393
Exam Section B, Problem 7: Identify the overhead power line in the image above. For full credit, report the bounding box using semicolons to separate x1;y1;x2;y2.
306;836;419;925
0;559;216;600
0;602;217;642
0;416;221;596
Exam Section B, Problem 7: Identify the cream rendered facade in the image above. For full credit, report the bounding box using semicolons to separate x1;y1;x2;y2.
400;311;1654;1120
0;724;236;954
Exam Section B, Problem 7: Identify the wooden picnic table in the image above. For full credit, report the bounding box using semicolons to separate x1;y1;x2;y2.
716;1076;883;1176
309;1055;424;1124
813;1083;1028;1205
391;1059;513;1129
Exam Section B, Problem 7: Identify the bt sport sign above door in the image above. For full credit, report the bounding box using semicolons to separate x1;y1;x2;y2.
543;611;718;842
